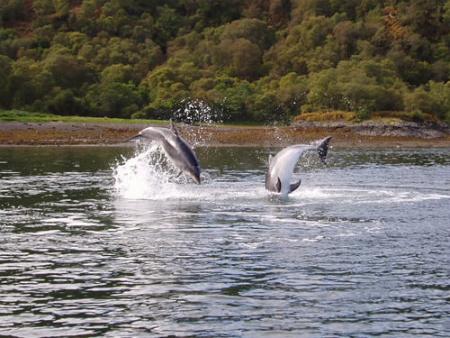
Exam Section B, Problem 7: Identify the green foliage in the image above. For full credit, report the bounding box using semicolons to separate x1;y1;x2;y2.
85;82;143;118
427;81;450;121
405;81;450;122
44;53;96;89
0;28;18;58
10;57;49;107
0;109;167;124
0;55;12;107
0;0;25;24
277;72;308;114
221;18;275;50
154;5;184;48
213;38;263;79
101;64;136;84
141;62;201;117
32;0;55;17
212;77;254;121
46;88;82;115
303;59;404;118
1;0;450;123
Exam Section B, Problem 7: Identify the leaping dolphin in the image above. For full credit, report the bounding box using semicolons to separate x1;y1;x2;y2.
265;136;332;196
129;121;201;184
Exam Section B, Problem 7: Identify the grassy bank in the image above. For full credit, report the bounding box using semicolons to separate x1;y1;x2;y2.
0;109;449;147
0;110;167;125
0;109;270;127
2;109;442;126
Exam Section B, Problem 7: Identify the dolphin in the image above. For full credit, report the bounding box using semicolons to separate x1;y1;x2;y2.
129;121;201;184
265;136;332;196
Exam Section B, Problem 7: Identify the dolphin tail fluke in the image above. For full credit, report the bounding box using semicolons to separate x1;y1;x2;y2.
316;136;332;164
289;179;301;193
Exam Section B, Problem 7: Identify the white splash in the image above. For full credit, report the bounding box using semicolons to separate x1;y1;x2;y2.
112;144;265;201
113;144;192;200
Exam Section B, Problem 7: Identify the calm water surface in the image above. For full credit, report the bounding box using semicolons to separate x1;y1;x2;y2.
0;146;449;337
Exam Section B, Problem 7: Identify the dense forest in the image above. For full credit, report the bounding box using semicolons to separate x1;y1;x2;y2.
1;0;450;123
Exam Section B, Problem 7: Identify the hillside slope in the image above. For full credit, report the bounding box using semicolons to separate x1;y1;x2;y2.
1;0;450;123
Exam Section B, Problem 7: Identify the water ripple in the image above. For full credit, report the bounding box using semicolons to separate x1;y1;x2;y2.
0;146;449;337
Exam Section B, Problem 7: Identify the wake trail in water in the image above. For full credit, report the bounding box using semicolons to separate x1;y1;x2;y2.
112;146;450;204
112;144;268;201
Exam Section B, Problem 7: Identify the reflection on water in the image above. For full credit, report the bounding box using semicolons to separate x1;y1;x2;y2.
0;146;450;337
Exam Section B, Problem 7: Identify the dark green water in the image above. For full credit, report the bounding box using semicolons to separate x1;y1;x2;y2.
0;146;449;337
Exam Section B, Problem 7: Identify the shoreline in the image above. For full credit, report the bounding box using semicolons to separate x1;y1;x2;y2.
0;121;449;148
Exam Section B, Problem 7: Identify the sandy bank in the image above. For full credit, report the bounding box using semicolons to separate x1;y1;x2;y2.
0;121;449;147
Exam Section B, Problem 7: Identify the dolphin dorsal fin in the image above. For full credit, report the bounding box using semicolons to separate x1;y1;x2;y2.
289;179;301;193
276;177;282;192
170;119;179;136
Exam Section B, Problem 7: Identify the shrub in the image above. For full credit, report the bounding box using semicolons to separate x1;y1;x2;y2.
303;59;406;119
294;111;356;122
404;81;450;122
0;0;25;24
85;82;143;118
46;88;82;115
404;87;433;115
130;111;148;119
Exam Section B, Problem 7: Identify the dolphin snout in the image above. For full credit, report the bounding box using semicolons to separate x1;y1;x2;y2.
191;166;201;184
185;166;201;184
193;172;201;184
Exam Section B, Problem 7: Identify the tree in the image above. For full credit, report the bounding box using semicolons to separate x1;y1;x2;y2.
85;82;143;118
221;18;275;50
268;0;291;27
195;0;243;27
333;20;358;59
303;59;405;118
46;88;82;115
229;38;263;79
277;72;308;114
0;55;12;107
10;58;48;107
1;0;450;123
211;77;254;121
44;53;95;89
154;5;184;50
101;64;136;84
32;0;55;16
405;81;450;121
0;0;25;24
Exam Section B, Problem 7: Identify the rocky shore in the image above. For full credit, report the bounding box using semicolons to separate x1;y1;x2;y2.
293;119;450;139
0;119;449;147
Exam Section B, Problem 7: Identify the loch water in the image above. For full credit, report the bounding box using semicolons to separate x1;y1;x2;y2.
0;146;449;337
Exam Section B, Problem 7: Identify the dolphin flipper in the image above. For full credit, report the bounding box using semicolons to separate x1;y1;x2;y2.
127;134;145;142
289;179;301;193
276;177;282;192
